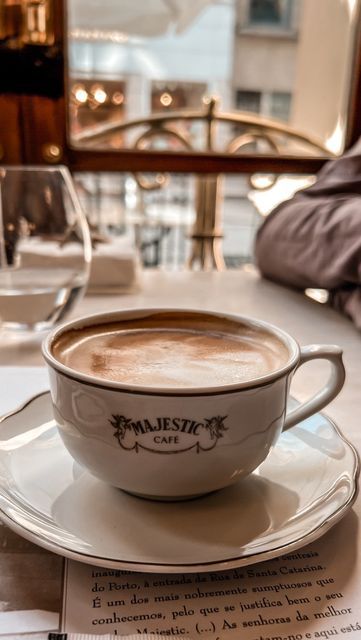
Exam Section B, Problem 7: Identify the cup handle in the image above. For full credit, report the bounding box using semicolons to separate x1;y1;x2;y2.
283;345;345;432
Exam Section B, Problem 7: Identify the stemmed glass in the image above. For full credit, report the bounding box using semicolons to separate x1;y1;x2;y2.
0;166;92;332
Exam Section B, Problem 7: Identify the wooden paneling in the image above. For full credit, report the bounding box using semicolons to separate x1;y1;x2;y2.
67;147;328;175
20;94;68;164
0;0;66;165
0;94;23;163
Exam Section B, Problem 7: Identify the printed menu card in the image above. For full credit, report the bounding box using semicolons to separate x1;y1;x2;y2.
62;510;361;639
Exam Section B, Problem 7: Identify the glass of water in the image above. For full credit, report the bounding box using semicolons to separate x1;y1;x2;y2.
0;166;92;332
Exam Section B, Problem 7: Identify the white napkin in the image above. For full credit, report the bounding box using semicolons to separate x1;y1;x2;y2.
18;236;141;294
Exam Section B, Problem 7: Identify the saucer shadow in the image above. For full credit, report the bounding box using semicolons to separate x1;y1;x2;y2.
51;470;299;566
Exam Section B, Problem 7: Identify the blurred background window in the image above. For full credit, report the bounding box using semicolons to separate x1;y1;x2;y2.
247;0;292;28
235;90;261;114
270;91;292;121
67;0;360;157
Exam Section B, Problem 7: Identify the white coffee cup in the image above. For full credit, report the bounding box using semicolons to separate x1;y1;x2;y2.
42;308;345;500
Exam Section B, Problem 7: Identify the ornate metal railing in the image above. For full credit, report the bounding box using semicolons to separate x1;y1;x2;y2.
72;98;334;270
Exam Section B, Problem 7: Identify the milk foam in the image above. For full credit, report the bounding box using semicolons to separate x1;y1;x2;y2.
53;322;289;388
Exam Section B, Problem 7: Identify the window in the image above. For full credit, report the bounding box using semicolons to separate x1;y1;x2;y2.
248;0;292;29
270;91;291;121
235;90;261;114
235;90;291;122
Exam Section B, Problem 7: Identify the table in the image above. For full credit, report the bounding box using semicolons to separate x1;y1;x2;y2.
1;268;360;640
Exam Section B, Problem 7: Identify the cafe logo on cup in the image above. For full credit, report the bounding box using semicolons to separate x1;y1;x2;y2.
109;414;228;453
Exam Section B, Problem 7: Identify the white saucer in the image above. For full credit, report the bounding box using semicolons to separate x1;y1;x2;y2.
0;392;358;573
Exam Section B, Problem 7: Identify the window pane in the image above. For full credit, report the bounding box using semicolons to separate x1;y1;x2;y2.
67;0;361;157
270;91;291;121
236;90;261;113
248;0;292;27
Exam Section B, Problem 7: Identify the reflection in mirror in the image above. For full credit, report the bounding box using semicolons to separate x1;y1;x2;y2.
67;0;361;157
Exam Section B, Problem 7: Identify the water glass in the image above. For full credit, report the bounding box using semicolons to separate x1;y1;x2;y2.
0;166;92;332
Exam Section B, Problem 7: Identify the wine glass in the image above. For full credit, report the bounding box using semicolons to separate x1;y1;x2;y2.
0;166;92;332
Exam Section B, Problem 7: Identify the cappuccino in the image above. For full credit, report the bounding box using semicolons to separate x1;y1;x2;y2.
44;308;345;497
52;312;289;388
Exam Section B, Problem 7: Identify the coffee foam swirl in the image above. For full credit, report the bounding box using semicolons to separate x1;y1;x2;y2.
52;318;289;388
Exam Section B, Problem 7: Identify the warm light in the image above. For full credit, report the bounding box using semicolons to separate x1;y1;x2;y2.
202;94;219;105
112;92;124;105
155;174;167;186
93;87;107;104
74;87;88;104
160;92;173;107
